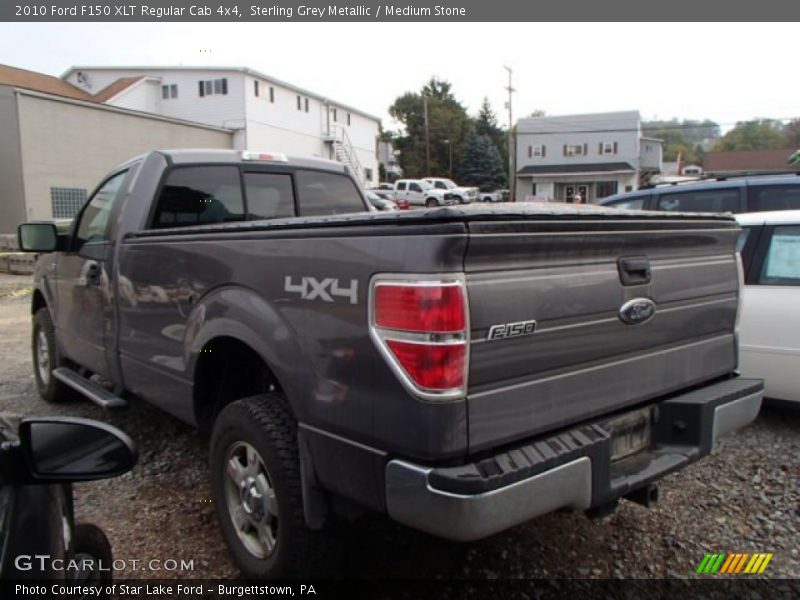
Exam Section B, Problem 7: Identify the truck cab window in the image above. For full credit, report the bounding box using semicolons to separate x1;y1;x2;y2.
295;170;366;216
243;172;295;220
153;166;244;228
75;171;127;247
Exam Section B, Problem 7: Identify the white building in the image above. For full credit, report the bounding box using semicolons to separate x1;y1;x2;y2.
515;111;662;203
62;66;381;187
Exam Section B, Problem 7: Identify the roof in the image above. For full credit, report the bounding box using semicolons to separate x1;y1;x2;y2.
736;210;800;226
92;76;146;103
704;149;799;174
0;63;94;101
517;162;636;176
63;65;382;123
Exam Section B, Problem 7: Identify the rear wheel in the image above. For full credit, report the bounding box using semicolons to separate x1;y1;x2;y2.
425;198;438;208
32;308;71;403
210;393;339;578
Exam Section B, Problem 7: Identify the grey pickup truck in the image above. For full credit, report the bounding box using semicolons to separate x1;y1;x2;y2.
18;149;763;578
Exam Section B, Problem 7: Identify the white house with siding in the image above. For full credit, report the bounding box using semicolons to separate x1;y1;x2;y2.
62;66;381;187
515;110;662;203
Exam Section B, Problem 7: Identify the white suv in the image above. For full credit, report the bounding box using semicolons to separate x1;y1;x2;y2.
423;178;478;204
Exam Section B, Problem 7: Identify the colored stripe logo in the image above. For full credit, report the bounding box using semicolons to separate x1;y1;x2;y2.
696;552;773;574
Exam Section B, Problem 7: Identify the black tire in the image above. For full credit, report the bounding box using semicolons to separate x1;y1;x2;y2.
32;308;72;403
72;523;113;593
425;198;438;208
210;393;339;578
454;195;464;204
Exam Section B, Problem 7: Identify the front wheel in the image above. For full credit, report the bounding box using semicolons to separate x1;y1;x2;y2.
32;308;72;403
210;393;339;578
72;523;113;594
425;198;439;208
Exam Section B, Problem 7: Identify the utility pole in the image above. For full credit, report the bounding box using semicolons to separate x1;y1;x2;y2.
423;95;431;177
504;65;515;201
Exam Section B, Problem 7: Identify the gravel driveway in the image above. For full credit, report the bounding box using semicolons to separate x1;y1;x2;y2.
1;273;797;580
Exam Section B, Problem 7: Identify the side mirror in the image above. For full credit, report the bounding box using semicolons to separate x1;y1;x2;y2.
19;417;137;482
18;223;58;253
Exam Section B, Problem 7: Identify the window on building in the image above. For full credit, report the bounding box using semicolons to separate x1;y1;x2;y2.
531;182;537;195
599;142;617;155
199;78;227;97
364;168;373;182
332;108;338;122
152;166;244;228
75;172;127;246
530;144;545;157
347;113;351;126
295;170;365;216
596;181;619;199
564;144;586;156
161;84;177;100
243;173;295;220
50;187;88;219
254;81;259;97
305;98;309;113
269;87;275;103
297;95;301;110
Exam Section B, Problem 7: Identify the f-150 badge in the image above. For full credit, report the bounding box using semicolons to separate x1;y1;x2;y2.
487;319;537;341
619;298;656;325
284;276;358;304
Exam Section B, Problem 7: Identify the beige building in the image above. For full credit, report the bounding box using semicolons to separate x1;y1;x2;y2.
0;64;233;232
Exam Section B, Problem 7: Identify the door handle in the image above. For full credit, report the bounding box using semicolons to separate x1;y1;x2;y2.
618;256;651;286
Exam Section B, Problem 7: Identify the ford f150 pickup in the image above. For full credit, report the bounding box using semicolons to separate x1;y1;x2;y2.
18;149;763;578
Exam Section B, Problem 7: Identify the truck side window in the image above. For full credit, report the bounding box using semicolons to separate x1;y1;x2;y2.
409;183;422;193
658;188;741;213
748;185;800;212
243;173;295;220
75;171;127;247
396;182;407;191
295;170;366;216
153;166;244;228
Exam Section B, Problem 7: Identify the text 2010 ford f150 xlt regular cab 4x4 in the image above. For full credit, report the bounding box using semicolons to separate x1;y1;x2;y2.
18;149;763;578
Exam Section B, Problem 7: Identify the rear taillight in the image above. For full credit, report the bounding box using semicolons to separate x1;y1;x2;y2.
370;277;469;400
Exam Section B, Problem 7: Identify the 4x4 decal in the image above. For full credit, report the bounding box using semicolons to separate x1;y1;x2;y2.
284;276;359;304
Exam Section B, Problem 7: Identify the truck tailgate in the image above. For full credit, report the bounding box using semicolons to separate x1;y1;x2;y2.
464;216;740;452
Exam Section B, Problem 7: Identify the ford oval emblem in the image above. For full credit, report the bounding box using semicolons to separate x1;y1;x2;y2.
619;298;656;325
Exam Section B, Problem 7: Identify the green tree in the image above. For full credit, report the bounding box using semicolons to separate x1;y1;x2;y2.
713;119;787;151
475;97;508;168
643;118;721;164
783;119;800;148
456;131;507;190
388;77;472;178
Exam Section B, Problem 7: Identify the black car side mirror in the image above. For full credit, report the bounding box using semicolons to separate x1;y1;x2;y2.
18;417;137;482
18;223;58;253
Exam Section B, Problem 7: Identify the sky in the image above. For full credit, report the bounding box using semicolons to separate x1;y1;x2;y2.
1;22;798;132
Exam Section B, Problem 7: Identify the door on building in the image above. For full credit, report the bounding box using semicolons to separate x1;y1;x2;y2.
54;169;130;378
564;184;590;203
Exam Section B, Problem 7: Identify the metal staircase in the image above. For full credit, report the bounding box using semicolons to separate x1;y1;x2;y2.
325;123;365;186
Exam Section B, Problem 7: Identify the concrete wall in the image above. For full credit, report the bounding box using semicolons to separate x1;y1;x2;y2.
0;87;26;231
15;92;233;224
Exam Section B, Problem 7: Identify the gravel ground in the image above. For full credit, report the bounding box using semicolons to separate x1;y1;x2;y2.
0;273;798;580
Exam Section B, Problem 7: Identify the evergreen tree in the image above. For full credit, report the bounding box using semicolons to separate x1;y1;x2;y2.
475;97;508;167
456;132;507;190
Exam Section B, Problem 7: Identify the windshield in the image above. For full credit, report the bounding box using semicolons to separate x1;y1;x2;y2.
440;179;457;189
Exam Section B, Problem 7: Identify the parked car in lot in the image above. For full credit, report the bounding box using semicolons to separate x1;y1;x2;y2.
0;414;137;587
599;173;800;213
480;189;510;202
17;149;762;578
736;210;800;404
366;189;409;210
365;191;399;212
423;177;478;204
